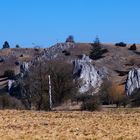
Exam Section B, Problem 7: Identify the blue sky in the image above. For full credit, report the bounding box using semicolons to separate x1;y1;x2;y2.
0;0;140;48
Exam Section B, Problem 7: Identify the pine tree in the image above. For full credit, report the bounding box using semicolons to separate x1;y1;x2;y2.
66;35;75;43
3;41;10;49
89;37;103;60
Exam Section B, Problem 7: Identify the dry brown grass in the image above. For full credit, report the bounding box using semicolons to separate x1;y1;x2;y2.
0;109;139;140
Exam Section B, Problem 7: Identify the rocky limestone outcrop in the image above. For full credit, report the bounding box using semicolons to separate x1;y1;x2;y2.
126;68;140;96
73;55;106;94
8;62;29;93
41;43;75;60
20;62;29;77
8;80;15;92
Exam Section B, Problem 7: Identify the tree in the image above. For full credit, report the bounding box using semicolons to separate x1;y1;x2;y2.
99;79;128;107
47;60;77;105
3;41;10;49
99;80;112;105
106;83;126;107
23;60;49;110
89;36;108;60
14;60;78;111
16;44;20;48
66;35;75;43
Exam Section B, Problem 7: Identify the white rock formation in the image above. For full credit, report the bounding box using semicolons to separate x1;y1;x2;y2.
20;62;29;76
8;80;15;92
126;68;140;96
73;55;103;94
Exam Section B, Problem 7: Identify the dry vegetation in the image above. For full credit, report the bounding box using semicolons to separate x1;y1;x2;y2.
0;109;140;140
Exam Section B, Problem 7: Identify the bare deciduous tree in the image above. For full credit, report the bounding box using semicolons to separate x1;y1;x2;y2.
17;60;78;110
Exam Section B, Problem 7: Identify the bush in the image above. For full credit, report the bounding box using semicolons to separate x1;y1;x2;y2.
16;44;20;48
66;35;75;43
4;70;15;79
129;44;137;51
130;88;140;107
0;95;24;110
115;42;127;47
81;95;101;111
120;95;130;107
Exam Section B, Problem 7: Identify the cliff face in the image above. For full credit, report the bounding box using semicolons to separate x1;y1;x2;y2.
73;55;106;94
126;68;140;96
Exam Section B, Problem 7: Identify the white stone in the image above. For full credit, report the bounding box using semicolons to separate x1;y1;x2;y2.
73;55;103;94
8;80;15;91
126;68;140;96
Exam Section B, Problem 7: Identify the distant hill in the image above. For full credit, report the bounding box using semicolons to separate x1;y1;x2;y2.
0;42;140;86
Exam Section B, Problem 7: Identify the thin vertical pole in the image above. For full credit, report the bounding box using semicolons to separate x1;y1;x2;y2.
48;75;52;110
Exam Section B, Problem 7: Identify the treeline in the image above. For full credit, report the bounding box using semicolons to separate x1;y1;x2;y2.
3;64;140;111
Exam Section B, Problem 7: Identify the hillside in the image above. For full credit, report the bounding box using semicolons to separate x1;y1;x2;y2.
0;43;140;85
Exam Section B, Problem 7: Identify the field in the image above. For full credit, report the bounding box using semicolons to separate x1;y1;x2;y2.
0;109;139;140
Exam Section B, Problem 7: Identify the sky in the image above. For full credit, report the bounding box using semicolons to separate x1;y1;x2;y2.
0;0;140;48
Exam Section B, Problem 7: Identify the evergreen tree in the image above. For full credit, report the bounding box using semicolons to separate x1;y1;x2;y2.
89;37;102;60
89;36;108;60
66;35;75;43
3;41;10;49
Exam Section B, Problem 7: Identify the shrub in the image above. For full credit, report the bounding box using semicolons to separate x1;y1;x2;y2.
129;44;137;51
0;95;24;110
4;70;15;79
130;88;140;107
115;42;127;47
16;44;20;48
81;95;101;111
120;95;130;107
